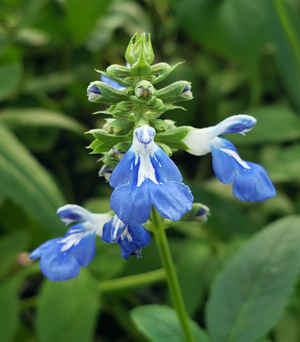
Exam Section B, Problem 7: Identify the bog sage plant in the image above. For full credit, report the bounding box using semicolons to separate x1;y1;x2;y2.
30;33;276;342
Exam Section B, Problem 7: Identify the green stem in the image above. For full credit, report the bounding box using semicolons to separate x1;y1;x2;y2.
151;208;195;342
273;0;300;71
98;268;166;293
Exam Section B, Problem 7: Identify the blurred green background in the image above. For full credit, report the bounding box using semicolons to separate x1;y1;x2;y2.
1;0;300;341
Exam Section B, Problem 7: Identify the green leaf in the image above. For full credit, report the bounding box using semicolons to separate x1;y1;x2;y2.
173;0;267;73
65;0;110;45
0;125;65;234
0;108;86;134
0;230;29;278
206;215;300;342
37;269;99;342
264;144;300;183
190;186;258;239
229;104;300;145
0;63;22;101
265;1;300;112
131;305;210;342
0;278;20;342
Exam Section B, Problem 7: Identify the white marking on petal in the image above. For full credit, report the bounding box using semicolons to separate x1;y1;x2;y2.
59;228;91;252
120;227;133;242
219;148;251;169
111;216;126;241
132;127;160;187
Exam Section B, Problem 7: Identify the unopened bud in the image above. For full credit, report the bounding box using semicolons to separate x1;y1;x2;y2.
87;81;128;105
157;81;193;104
99;165;113;181
135;80;155;98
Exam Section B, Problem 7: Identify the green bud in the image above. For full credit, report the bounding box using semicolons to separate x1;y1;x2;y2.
135;80;155;98
180;203;210;222
157;81;193;104
125;33;153;76
87;81;128;105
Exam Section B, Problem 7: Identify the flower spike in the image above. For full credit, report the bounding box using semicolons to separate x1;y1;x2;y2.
109;125;194;225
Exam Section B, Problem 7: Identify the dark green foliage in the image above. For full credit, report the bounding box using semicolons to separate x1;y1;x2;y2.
0;0;300;341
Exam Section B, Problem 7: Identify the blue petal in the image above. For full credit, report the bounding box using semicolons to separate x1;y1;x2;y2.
29;223;97;281
109;147;137;188
100;74;126;90
102;215;127;243
211;138;276;201
117;225;150;259
109;144;183;188
110;181;151;225
232;161;276;201
149;181;193;221
57;204;94;225
214;115;257;135
67;230;96;266
30;239;81;281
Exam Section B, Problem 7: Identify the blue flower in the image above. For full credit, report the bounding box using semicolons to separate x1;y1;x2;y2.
102;215;150;259
182;115;276;201
109;125;194;225
100;74;126;90
29;205;112;281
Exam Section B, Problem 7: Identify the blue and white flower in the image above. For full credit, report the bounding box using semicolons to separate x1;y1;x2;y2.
109;125;194;225
29;204;112;281
182;115;276;201
102;215;150;259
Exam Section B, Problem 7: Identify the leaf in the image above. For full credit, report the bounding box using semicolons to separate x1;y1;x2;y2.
265;1;300;112
0;278;20;342
229;104;300;145
65;0;110;45
0;125;65;234
37;269;99;342
0;63;22;101
131;305;210;342
264;143;300;183
206;215;300;342
173;0;267;74
190;186;258;240
0;108;86;134
0;230;29;278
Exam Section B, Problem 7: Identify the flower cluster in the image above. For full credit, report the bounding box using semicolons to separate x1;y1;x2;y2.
30;33;276;281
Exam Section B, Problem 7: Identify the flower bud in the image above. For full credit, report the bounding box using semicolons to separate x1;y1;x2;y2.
125;33;153;76
135;80;155;98
99;165;112;181
157;81;193;103
180;203;210;222
87;81;128;105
